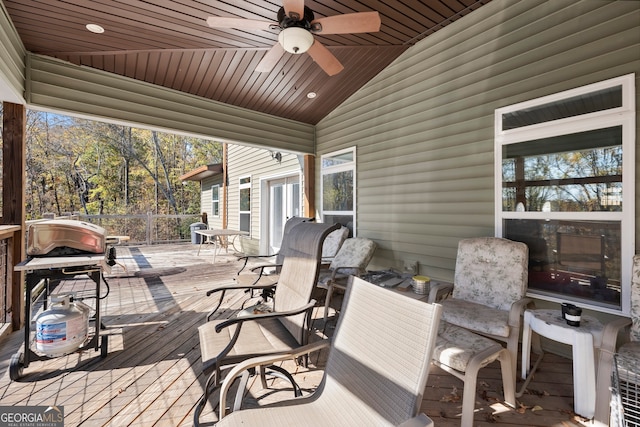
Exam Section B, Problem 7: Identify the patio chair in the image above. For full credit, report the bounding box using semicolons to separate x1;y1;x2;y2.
215;276;442;427
435;237;531;382
235;216;314;285
594;255;637;423
194;221;339;425
316;237;376;321
200;217;314;319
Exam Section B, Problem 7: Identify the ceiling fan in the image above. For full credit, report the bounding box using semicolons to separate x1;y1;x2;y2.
206;0;381;76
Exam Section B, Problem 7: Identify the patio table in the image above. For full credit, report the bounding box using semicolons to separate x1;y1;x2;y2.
195;229;248;262
521;308;604;419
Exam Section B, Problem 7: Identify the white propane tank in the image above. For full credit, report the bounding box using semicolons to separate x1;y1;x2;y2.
35;294;90;357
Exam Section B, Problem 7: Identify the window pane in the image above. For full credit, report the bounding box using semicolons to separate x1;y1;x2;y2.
240;213;250;233
321;151;353;168
502;127;623;212
323;214;354;237
240;188;250;211
502;86;622;130
212;201;219;216
322;170;353;211
504;219;621;310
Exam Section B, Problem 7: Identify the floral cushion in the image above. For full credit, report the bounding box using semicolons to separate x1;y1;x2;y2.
440;298;511;338
452;237;529;312
434;321;503;372
328;238;376;277
630;255;640;342
617;341;640;375
321;227;349;260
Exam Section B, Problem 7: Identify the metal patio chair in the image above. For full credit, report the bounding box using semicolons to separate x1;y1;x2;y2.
215;277;442;427
194;221;339;425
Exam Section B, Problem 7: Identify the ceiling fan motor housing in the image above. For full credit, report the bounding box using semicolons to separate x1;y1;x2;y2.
277;6;314;30
277;6;316;54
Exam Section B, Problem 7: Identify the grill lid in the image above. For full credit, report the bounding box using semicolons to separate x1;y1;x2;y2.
27;219;107;256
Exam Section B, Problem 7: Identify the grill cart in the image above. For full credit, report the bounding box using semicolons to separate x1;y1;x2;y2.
9;220;114;381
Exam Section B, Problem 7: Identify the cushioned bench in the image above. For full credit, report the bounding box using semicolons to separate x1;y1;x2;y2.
432;322;516;427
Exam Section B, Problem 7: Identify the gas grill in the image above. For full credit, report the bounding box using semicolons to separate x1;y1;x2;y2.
11;219;113;380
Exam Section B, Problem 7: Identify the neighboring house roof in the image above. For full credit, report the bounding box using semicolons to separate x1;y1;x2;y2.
180;164;223;182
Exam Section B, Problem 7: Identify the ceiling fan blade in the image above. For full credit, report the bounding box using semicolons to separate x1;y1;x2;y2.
255;43;286;73
206;16;275;31
311;12;381;34
306;40;344;76
283;0;305;21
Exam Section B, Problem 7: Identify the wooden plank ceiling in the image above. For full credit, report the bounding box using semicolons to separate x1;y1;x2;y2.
3;0;491;125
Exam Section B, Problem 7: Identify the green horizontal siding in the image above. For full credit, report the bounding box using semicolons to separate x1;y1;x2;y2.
0;2;24;103
316;0;640;282
25;54;315;154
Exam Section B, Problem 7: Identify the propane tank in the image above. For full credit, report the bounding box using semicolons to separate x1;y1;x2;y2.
35;294;90;357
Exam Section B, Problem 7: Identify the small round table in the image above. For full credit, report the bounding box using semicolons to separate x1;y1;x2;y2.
521;308;604;419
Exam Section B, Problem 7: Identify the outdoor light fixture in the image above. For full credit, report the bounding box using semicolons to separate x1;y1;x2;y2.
86;23;105;33
278;27;314;54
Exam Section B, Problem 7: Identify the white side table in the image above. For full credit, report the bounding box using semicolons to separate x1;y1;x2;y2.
521;309;604;419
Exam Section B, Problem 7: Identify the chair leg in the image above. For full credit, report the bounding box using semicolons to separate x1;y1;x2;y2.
498;349;516;408
323;284;334;322
194;369;219;427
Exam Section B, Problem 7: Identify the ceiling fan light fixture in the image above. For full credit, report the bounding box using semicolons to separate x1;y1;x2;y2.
278;27;314;54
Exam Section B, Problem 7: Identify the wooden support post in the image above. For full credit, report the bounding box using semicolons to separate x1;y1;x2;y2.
2;102;26;331
303;154;315;218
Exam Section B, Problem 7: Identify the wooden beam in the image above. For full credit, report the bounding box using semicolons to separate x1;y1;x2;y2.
303;155;315;218
2;102;26;330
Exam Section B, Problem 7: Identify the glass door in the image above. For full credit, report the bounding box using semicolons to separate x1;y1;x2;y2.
268;175;300;253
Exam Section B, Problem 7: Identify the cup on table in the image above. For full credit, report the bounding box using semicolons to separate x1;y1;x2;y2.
561;302;582;327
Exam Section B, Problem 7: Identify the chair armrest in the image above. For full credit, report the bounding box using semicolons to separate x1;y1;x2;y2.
205;281;275;297
214;300;317;333
428;282;453;303
508;297;534;328
397;413;434;427
219;339;332;418
234;253;277;275
600;317;632;354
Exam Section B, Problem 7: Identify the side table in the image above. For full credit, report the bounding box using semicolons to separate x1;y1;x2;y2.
521;308;604;419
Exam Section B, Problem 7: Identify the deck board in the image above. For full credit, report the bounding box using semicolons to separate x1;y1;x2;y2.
0;244;598;426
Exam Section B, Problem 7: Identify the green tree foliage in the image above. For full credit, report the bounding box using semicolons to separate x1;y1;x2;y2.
12;110;221;219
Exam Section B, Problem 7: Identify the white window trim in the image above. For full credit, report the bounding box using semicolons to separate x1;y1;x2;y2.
494;73;635;315
321;146;356;235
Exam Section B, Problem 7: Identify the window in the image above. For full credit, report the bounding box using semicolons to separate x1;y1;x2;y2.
239;176;250;233
495;74;635;315
211;185;220;217
321;147;355;236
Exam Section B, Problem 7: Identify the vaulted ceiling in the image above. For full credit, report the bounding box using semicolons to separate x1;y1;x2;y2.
3;0;491;124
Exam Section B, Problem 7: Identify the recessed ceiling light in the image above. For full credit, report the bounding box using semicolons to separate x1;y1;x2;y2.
86;24;105;34
307;92;317;99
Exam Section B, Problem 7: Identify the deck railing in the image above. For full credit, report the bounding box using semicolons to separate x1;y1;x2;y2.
75;213;202;245
0;225;21;332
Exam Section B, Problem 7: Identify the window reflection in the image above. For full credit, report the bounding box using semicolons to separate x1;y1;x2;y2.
505;219;621;309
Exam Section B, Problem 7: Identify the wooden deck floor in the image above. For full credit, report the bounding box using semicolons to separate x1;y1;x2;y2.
0;244;600;426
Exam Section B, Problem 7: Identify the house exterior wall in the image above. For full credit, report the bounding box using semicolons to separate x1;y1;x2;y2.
200;175;224;229
225;144;302;254
315;0;640;284
0;1;24;103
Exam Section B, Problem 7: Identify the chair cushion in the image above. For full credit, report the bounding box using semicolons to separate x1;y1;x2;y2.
198;318;300;374
617;341;640;374
453;237;528;311
439;298;511;338
434;321;503;372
